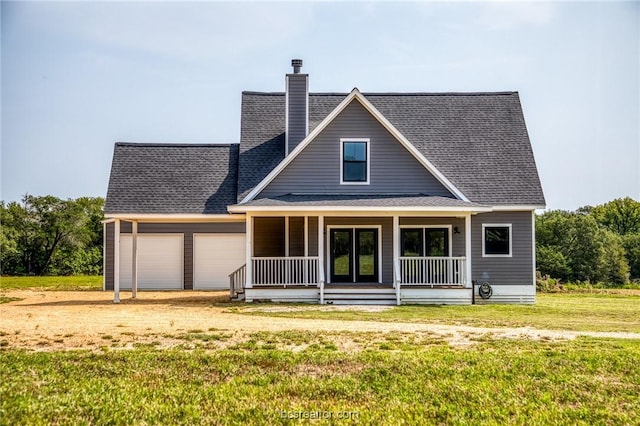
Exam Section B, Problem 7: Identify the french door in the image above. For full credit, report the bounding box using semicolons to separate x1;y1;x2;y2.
330;228;379;283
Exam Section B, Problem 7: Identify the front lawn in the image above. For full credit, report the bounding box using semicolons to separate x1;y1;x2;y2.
1;337;638;425
0;276;102;291
233;293;640;333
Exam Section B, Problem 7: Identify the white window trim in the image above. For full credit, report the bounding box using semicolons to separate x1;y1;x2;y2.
339;138;370;185
482;223;513;258
399;225;453;257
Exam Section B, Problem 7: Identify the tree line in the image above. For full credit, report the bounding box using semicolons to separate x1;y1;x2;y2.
1;194;638;284
1;195;104;276
536;197;640;286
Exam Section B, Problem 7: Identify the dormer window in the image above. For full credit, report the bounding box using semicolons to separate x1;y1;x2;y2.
340;139;370;184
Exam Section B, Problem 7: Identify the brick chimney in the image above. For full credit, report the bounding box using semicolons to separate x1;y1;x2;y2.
285;59;308;155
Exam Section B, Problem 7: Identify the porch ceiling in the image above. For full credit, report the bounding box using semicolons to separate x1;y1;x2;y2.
228;194;491;213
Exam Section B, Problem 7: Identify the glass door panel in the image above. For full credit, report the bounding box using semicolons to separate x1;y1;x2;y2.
356;229;378;282
330;229;352;283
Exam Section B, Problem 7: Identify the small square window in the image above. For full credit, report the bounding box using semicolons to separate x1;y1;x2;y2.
483;224;512;257
341;139;369;184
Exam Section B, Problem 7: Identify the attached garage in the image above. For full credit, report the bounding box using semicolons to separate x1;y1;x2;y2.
119;234;184;290
193;233;246;290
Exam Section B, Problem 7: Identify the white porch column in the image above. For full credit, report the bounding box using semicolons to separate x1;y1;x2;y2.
393;215;400;305
245;213;253;289
303;216;309;257
304;216;309;284
393;216;400;271
113;219;121;304
131;221;138;299
318;215;325;304
465;213;472;288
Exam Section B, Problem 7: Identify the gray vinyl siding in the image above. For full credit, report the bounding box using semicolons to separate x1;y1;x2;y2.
286;74;308;153
400;217;466;257
104;221;245;291
259;100;454;198
471;211;533;286
325;217;393;283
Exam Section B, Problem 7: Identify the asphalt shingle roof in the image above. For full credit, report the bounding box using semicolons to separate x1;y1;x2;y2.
239;92;545;206
106;90;545;215
105;143;238;214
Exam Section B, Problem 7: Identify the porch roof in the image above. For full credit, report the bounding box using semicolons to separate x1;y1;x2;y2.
228;194;491;213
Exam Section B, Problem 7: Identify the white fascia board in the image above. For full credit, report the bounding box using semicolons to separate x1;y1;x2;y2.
227;205;492;214
490;205;545;211
104;213;245;222
241;88;469;203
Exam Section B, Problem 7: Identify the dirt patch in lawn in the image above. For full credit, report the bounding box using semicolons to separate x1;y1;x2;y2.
1;290;638;352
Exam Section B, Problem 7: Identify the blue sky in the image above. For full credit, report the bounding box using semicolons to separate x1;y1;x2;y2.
1;1;638;210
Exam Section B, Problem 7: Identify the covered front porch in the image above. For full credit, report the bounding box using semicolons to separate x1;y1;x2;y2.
229;196;488;304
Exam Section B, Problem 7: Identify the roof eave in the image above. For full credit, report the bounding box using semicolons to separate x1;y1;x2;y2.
227;205;492;214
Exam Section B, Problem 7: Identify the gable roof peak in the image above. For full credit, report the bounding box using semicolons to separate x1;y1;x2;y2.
240;87;469;203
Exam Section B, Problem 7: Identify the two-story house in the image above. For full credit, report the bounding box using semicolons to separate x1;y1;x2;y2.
104;59;545;305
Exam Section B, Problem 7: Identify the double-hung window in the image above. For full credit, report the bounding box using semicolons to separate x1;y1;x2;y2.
482;224;512;257
340;139;369;184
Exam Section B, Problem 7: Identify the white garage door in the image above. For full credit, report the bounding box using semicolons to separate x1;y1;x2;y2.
193;233;246;290
119;234;183;290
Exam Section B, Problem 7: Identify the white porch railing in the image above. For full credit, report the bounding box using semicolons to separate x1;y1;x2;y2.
252;257;320;286
399;256;466;286
229;263;246;300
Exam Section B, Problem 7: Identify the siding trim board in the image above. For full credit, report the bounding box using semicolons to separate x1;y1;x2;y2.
241;88;469;204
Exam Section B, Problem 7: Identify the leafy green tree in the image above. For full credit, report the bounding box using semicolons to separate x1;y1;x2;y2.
591;197;640;235
597;230;630;285
0;195;104;276
536;245;571;281
536;209;629;285
622;234;640;280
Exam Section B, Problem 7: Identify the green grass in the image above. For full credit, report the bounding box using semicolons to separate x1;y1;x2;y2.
235;293;640;333
1;337;638;425
0;275;102;291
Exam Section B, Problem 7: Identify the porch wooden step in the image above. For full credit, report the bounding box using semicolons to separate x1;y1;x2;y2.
323;287;395;295
325;299;396;305
323;286;397;305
